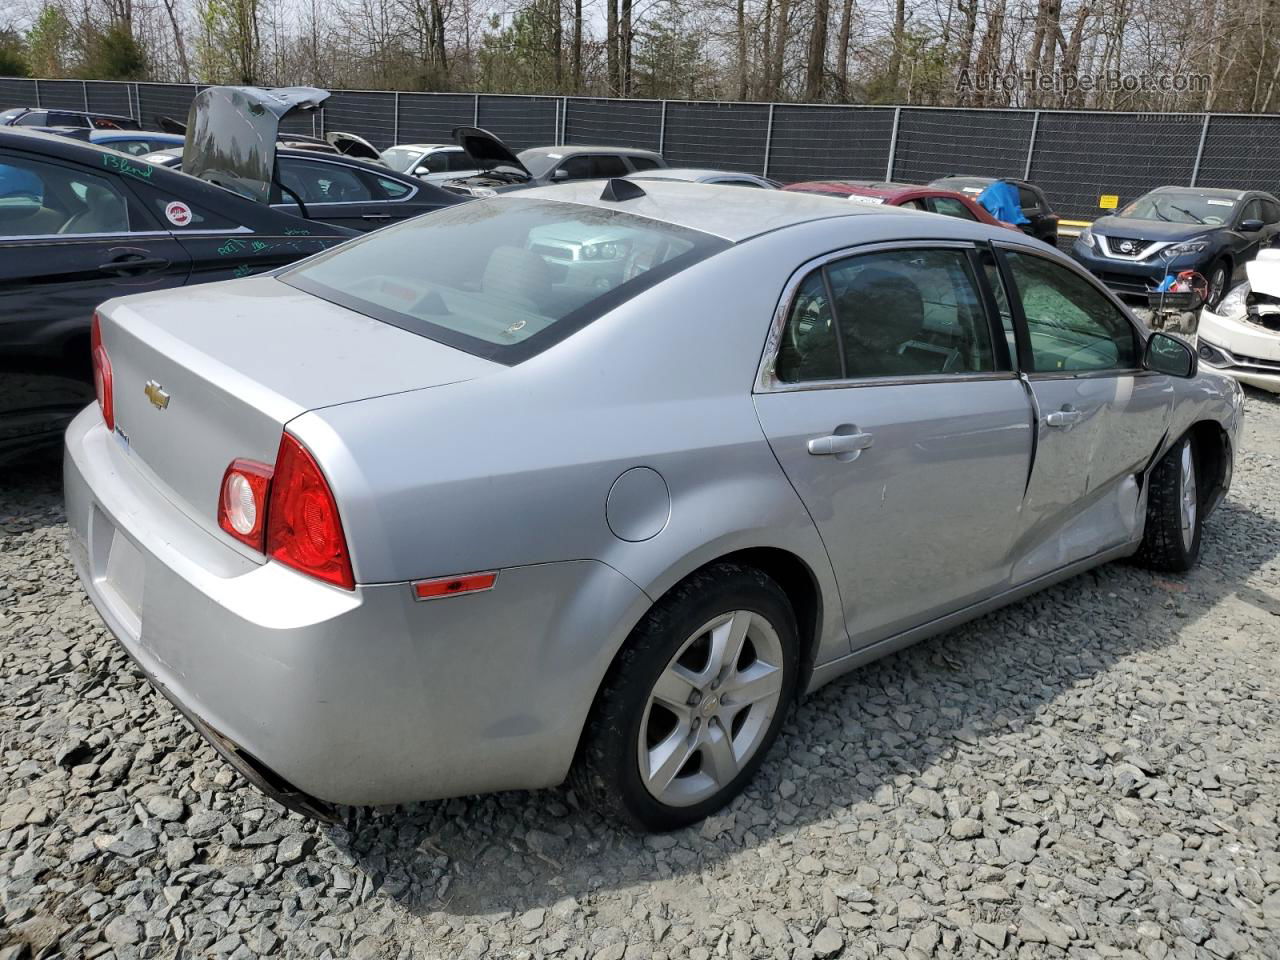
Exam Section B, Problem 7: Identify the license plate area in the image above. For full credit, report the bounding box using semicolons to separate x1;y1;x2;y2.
91;507;144;639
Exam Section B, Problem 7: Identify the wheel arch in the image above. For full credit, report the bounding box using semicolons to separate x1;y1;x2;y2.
1189;418;1232;517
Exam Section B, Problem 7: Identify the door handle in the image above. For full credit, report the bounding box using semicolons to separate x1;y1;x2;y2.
1045;406;1083;427
808;431;874;456
98;255;169;275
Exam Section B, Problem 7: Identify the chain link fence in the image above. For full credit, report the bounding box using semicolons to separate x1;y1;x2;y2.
4;76;1279;219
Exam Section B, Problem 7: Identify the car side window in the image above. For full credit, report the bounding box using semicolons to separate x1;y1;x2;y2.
1240;199;1265;226
898;198;927;211
776;247;996;383
1262;199;1280;223
929;196;977;221
375;176;412;200
628;157;662;172
0;155;129;236
1003;250;1137;373
556;156;594;180
109;139;152;156
277;159;375;203
447;151;475;172
14;112;47;127
717;179;764;188
1017;186;1040;211
592;155;629;178
420;152;451;174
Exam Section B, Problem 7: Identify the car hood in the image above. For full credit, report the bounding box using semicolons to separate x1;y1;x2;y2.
452;126;530;176
1092;215;1217;242
184;86;330;204
1245;249;1280;296
326;130;381;160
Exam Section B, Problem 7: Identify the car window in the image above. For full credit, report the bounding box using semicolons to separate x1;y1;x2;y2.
1003;251;1137;372
898;199;927;211
978;248;1018;359
375;176;412;200
283;197;728;363
419;152;451;174
556;156;595;180
131;183;239;230
1240;199;1265;226
628;157;662;172
277;158;375;203
1017;186;1039;211
14;112;48;127
777;248;995;383
0;156;129;236
107;139;154;156
1263;199;1280;223
929;196;977;220
715;178;765;188
775;271;841;383
448;151;475;172
1120;191;1236;226
593;155;629;178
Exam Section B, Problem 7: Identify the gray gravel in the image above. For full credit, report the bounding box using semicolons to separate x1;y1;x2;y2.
3;393;1280;960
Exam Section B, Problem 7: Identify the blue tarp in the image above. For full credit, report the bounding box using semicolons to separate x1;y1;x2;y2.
977;180;1029;226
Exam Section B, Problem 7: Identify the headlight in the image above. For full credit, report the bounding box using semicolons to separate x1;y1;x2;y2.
1215;281;1251;318
1078;227;1095;249
469;187;497;198
1162;239;1211;259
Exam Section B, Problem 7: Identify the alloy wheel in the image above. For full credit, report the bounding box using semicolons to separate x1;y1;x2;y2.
1180;440;1198;552
638;610;785;807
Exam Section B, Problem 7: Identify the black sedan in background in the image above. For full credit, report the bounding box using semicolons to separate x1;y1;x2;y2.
142;146;461;232
930;175;1060;246
0;128;353;464
1070;186;1280;306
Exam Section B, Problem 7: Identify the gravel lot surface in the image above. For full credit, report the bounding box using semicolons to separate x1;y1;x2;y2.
2;394;1279;960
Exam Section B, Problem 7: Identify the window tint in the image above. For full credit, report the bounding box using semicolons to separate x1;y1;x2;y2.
420;152;451;174
1240;199;1265;226
1017;186;1039;210
1263;198;1280;223
0;156;129;236
277;159;375;203
628;157;662;171
133;184;238;230
14;112;47;127
448;151;476;172
929;196;977;220
1004;251;1137;372
283;197;727;363
776;248;996;383
776;272;841;383
376;176;412;199
557;156;594;180
592;155;629;177
719;179;765;188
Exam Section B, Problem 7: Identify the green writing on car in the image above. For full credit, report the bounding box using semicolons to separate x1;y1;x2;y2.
101;154;153;180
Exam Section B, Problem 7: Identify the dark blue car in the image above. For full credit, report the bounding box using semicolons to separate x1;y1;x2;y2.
1070;186;1280;307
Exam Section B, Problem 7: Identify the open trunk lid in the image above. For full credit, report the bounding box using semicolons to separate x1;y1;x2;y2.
98;275;496;545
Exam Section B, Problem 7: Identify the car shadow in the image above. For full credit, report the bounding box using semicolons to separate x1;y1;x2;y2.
329;495;1280;919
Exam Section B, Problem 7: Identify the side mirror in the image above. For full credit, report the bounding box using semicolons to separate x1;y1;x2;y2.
551;168;570;181
414;166;431;176
1144;331;1197;378
1240;218;1264;232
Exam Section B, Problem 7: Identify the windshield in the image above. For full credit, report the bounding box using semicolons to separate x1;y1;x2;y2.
517;150;558;179
0;109;23;123
380;147;421;172
282;197;728;363
1120;192;1237;225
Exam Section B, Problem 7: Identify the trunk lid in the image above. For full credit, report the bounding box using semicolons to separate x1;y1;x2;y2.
100;275;497;545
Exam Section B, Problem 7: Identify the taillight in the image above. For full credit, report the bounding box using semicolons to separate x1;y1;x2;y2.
218;459;273;550
265;433;354;590
91;313;114;431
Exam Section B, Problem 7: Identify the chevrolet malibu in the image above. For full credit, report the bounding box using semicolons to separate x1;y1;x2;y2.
66;181;1241;831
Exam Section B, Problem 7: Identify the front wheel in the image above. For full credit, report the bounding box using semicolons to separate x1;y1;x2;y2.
1204;259;1230;309
574;563;799;831
1134;434;1202;572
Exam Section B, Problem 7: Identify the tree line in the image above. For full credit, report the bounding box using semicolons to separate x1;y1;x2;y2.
4;0;1280;112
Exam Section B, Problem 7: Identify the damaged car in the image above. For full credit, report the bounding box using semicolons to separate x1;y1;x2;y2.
1197;246;1280;391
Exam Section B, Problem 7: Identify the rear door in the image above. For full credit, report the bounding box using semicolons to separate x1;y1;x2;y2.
273;156;386;231
0;148;191;367
753;242;1033;648
993;245;1171;583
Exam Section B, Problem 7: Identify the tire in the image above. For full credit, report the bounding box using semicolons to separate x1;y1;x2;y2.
1204;259;1230;309
574;562;800;832
1134;434;1203;572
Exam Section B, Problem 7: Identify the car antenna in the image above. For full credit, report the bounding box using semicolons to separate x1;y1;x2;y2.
600;178;646;202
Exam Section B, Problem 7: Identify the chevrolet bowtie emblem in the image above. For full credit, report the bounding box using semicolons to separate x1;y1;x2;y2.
144;380;170;410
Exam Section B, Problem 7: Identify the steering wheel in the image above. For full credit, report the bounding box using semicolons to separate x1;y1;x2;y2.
786;294;829;360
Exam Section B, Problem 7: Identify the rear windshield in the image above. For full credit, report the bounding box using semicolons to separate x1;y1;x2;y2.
281;197;728;363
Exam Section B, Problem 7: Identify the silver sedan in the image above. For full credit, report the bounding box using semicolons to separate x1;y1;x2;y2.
65;180;1242;830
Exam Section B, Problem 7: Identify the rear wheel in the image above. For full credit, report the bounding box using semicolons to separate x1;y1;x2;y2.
575;563;799;831
1134;434;1202;572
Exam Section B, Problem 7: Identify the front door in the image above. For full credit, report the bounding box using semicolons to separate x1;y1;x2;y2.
753;243;1034;649
994;246;1173;584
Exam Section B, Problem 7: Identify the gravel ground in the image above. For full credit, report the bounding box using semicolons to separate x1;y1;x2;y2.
2;395;1279;960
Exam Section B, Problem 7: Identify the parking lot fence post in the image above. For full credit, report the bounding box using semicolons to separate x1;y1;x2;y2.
885;106;901;181
1190;114;1210;187
393;91;400;145
33;78;40;108
762;103;775;177
473;94;479;127
658;100;667;155
80;80;88;111
560;96;568;144
1024;110;1040;179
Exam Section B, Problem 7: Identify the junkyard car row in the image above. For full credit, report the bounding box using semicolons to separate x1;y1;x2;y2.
0;84;1267;833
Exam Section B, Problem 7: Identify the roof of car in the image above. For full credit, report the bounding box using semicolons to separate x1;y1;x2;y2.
519;145;663;159
514;178;940;242
89;129;182;141
389;143;457;151
1151;185;1245;198
630;168;763;181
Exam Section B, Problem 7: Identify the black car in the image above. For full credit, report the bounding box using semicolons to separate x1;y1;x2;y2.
0;128;354;464
930;175;1060;246
443;126;666;196
1;107;142;131
1069;186;1280;306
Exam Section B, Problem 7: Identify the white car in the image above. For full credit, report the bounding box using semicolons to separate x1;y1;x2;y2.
1197;248;1280;392
379;143;481;184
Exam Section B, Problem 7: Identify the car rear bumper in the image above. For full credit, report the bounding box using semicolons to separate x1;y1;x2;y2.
64;407;649;807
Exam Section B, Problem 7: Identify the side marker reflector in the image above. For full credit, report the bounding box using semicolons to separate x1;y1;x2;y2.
412;571;497;601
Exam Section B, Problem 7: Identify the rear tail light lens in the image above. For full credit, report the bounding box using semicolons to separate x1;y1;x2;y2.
218;459;273;550
265;433;355;590
91;313;114;431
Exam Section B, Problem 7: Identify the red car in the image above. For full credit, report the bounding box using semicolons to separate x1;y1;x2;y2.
783;180;1020;231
